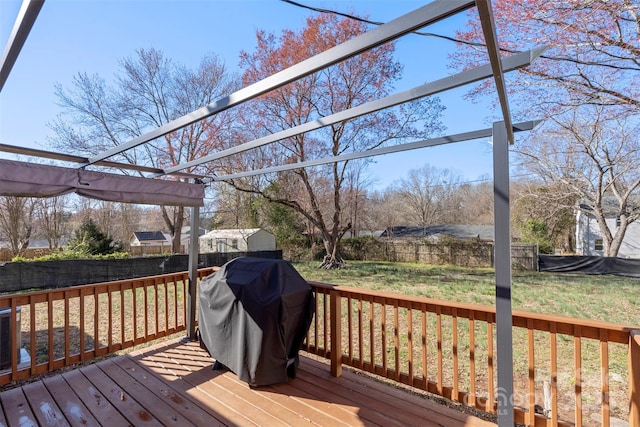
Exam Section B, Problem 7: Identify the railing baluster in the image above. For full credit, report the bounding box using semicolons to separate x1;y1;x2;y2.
108;287;113;350
120;286;125;345
143;281;149;339
574;325;583;427
422;308;427;391
527;318;536;425
47;292;53;370
394;303;400;381
133;282;138;342
469;313;476;408
487;321;494;413
64;291;70;364
630;330;640;427
330;289;342;377
30;296;36;375
407;304;413;385
600;329;610;427
347;295;353;364
10;299;18;382
93;286;99;353
323;290;328;356
452;308;459;401
173;279;178;331
550;322;558;425
164;279;169;334
369;296;374;369
154;279;159;337
357;298;363;369
381;299;387;376
436;305;443;396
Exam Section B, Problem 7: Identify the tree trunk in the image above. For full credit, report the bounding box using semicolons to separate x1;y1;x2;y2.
318;236;347;269
172;207;185;253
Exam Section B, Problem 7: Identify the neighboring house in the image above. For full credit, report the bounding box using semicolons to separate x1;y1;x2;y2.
180;226;207;253
380;225;496;241
199;228;276;253
575;198;640;258
130;231;170;252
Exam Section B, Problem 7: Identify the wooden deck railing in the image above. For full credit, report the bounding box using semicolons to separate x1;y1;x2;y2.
1;270;638;427
0;268;218;386
305;282;640;427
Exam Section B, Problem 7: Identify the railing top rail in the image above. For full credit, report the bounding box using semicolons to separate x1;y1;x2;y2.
308;280;638;342
0;267;221;308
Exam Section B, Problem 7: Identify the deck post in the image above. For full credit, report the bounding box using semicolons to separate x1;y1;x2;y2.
186;205;200;340
493;121;514;426
630;330;640;426
330;289;342;377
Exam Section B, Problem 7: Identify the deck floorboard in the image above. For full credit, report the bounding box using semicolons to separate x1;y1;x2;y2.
0;338;497;426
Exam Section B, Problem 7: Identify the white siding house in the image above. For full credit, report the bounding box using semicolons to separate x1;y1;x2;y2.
199;228;276;253
576;205;640;259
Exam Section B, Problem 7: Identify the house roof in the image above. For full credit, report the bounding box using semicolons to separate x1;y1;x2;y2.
132;231;167;242
578;195;640;217
200;228;268;239
380;225;495;241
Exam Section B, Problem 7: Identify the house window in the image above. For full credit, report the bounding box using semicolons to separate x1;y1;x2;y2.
207;240;213;250
216;239;226;252
594;239;604;251
231;239;238;250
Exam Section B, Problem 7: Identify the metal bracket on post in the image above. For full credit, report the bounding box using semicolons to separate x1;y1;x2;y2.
493;121;514;426
186;205;200;340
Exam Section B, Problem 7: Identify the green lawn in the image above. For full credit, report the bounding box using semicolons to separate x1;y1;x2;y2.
293;260;640;327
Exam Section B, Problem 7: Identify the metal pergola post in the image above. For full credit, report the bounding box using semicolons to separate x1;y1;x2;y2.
493;121;515;426
186;205;200;340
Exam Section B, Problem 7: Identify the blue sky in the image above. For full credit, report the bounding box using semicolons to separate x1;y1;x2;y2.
0;0;502;189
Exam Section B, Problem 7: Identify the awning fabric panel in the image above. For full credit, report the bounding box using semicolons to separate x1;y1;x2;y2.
0;159;204;206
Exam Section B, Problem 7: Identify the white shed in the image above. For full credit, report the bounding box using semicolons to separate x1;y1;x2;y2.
199;228;276;253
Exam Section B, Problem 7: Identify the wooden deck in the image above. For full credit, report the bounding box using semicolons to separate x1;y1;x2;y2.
0;338;496;427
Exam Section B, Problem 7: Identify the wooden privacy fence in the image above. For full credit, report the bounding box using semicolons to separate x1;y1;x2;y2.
340;240;538;270
305;282;640;427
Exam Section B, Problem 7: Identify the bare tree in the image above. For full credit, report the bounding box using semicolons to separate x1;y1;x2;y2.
223;13;444;268
453;0;639;116
51;49;238;253
518;107;640;257
0;196;36;257
35;195;70;249
391;165;463;227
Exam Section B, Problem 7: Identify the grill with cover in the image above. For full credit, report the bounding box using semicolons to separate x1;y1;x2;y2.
197;257;314;386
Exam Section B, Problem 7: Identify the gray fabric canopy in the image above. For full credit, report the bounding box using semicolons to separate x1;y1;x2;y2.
0;159;204;206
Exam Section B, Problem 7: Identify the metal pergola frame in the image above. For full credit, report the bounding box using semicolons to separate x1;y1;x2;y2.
1;1;544;425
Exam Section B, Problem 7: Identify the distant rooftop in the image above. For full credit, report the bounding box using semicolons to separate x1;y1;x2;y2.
380;225;495;241
132;231;167;241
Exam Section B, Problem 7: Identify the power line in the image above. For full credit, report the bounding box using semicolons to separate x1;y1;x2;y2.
279;0;481;46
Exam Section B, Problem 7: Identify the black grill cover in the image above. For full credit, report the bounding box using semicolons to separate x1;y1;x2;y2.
198;257;314;386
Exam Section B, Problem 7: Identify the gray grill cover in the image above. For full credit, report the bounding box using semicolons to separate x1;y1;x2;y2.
198;257;314;386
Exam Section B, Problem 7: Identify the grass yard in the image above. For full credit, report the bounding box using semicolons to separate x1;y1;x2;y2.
294;260;639;424
293;260;640;326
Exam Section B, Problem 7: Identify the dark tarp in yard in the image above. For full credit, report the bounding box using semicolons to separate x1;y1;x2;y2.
538;255;640;277
197;257;314;386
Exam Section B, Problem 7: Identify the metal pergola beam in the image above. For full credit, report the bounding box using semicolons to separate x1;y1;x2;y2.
209;120;540;181
0;143;203;179
85;0;475;166
166;47;544;176
0;0;44;92
476;0;515;145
